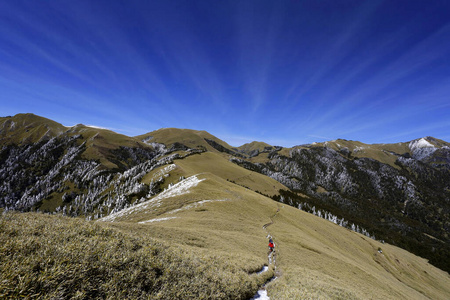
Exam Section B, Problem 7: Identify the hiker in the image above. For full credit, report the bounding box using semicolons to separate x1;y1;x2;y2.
268;238;275;252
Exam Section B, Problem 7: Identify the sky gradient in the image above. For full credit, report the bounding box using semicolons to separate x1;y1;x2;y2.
1;0;449;147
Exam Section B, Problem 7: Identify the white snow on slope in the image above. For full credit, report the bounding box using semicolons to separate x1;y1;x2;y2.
151;175;206;207
410;138;434;149
353;146;366;153
86;125;111;130
251;289;270;300
257;266;269;274
409;138;437;160
138;217;177;224
64;124;111;130
100;174;205;222
152;164;176;180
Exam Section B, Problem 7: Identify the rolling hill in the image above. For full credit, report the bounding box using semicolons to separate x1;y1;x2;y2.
1;113;450;299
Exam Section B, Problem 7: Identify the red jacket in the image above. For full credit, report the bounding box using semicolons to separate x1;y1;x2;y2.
269;242;274;248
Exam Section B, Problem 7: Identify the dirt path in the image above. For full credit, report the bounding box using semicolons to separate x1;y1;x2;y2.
263;204;281;270
251;205;283;300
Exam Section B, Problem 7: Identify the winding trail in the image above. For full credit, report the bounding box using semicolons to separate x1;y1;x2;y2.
251;205;283;300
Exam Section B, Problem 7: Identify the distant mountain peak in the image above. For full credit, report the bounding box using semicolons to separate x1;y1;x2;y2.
410;137;435;148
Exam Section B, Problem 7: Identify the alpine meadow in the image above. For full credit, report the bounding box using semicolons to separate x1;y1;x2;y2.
1;113;450;299
2;1;450;299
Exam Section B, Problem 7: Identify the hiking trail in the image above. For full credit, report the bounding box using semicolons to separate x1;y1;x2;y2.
250;204;283;300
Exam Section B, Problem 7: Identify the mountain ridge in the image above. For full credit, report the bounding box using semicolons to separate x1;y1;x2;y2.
0;113;450;151
1;113;450;298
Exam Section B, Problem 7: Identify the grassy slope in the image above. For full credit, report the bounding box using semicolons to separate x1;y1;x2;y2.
235;141;273;152
3;183;449;299
305;139;409;169
103;170;450;299
0;113;66;145
0;113;154;170
158;152;287;196
307;138;448;169
3;114;450;298
268;204;450;299
69;124;152;169
110;174;277;263
136;128;235;153
0;211;270;299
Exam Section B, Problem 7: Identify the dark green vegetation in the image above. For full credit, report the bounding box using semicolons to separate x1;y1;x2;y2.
0;114;207;218
1;111;450;295
231;141;450;273
0;212;268;299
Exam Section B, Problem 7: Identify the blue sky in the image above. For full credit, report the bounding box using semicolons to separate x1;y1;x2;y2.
1;1;449;147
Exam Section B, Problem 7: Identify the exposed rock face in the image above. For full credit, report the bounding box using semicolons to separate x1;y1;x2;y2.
0;132;204;219
1;114;449;273
231;142;450;273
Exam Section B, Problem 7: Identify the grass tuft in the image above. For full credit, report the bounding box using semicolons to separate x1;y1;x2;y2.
0;212;264;299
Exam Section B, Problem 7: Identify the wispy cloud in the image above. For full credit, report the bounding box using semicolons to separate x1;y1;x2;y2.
284;1;383;105
1;1;449;145
307;134;332;140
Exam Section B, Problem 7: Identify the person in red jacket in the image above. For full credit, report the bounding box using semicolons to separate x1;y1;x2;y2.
268;238;275;252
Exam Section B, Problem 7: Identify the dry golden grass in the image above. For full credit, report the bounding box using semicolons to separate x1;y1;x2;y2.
136;128;235;153
0;113;155;170
164;152;286;196
74;125;153;169
0;113;65;145
248;152;272;164
0;211;272;299
3;133;450;299
266;204;450;299
102;171;450;299
309;139;411;169
236;141;272;153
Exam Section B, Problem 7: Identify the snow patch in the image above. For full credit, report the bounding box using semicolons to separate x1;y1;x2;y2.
251;289;270;300
353;146;366;153
138;217;177;224
409;138;437;160
100;174;205;222
151;164;176;180
142;136;153;143
410;138;434;149
64;124;111;130
86;125;111;130
151;175;206;207
257;266;269;274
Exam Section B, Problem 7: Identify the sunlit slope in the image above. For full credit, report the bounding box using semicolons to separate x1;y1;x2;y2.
101;173;450;299
136;128;236;153
235;141;273;154
66;124;153;169
268;204;450;299
306;137;450;169
102;173;279;272
0;113;66;145
142;151;286;196
1;113;155;170
0;211;272;299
